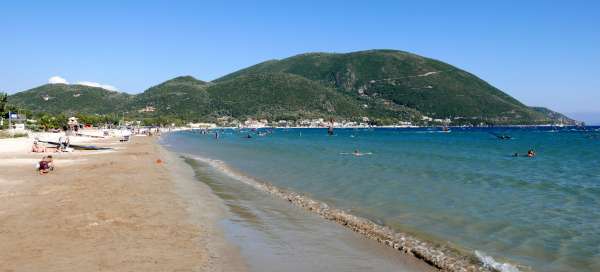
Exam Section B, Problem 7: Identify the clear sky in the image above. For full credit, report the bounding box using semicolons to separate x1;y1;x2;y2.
1;1;598;121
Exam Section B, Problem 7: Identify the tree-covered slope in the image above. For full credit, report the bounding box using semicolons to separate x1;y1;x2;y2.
130;76;211;119
216;50;551;122
131;73;422;122
204;73;366;120
530;107;576;124
8;83;131;114
7;50;575;125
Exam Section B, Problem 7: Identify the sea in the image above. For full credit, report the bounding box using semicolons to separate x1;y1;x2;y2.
161;126;600;272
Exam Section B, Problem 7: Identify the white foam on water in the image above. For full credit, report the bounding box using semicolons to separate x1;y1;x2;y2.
189;155;277;196
475;250;521;272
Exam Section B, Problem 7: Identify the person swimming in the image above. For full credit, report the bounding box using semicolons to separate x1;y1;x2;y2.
351;150;372;156
527;149;536;158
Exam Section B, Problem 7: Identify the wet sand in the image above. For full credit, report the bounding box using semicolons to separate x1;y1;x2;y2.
0;135;244;271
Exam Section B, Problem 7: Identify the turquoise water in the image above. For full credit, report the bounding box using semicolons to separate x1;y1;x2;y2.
163;127;600;271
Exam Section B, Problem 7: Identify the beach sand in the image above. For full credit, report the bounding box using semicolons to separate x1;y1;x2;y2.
0;134;245;271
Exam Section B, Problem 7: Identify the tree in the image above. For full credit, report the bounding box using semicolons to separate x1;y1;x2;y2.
38;114;55;131
0;92;7;116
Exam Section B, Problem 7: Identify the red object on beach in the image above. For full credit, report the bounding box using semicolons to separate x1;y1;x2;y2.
156;159;163;164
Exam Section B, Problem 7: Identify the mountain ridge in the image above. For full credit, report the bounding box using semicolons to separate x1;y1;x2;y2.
7;49;577;125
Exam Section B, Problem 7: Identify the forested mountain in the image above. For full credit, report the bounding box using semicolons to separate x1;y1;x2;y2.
8;50;575;125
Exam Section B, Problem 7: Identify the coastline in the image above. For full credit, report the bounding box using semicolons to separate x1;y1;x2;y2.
181;154;491;272
0;133;245;271
155;138;247;271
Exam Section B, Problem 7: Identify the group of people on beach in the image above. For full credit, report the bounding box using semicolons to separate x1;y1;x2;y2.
31;137;71;153
31;137;71;175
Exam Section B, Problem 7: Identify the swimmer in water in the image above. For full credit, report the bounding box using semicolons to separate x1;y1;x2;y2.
352;150;372;156
527;149;536;158
341;150;372;156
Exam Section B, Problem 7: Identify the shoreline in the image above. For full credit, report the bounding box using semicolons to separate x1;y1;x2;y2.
180;153;501;272
180;155;440;272
155;139;247;271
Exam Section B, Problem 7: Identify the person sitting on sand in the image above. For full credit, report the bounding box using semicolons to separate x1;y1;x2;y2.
38;156;50;175
31;141;46;153
46;155;55;171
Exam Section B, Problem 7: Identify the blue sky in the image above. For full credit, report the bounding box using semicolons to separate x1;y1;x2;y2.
1;1;599;121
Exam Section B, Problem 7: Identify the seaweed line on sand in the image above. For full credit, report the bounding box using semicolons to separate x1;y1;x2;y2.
185;155;505;272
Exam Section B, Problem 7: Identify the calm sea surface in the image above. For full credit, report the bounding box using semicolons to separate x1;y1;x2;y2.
162;127;600;272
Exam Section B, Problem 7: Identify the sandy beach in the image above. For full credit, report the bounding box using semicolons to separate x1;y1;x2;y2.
0;133;245;271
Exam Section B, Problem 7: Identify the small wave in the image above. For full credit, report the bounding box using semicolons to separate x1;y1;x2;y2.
475;250;521;272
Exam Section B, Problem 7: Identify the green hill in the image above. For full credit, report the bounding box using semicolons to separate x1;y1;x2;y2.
130;73;414;122
205;73;366;120
7;49;575;125
8;83;131;115
530;107;574;124
216;50;556;123
130;76;211;119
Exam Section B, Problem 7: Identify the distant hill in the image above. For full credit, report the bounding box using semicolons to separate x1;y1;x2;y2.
216;50;560;123
9;83;131;115
205;73;366;120
8;50;576;125
130;76;212;119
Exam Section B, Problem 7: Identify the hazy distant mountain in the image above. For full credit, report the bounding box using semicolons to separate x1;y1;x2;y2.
8;49;576;125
